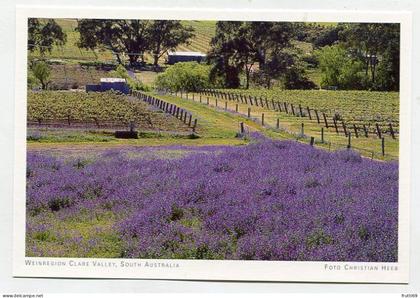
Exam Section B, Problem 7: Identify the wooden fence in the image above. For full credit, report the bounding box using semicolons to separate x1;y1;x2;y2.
199;88;398;139
131;90;198;132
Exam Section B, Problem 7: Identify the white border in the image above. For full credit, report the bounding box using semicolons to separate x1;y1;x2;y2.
13;6;412;283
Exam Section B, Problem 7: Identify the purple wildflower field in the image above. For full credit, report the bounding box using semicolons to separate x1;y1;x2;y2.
26;136;398;261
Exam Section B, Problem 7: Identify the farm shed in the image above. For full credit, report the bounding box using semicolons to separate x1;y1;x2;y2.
167;51;207;65
86;78;130;94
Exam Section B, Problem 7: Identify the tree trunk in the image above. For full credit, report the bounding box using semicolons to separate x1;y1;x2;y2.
370;56;377;84
365;58;369;77
116;54;122;65
245;69;250;89
128;55;139;66
153;54;159;71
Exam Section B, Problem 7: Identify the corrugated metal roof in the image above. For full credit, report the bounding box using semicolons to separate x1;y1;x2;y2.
168;51;207;57
100;78;127;83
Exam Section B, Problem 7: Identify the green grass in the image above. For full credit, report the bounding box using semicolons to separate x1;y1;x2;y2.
26;209;123;258
306;68;323;88
150;92;265;139
163;91;398;160
27;138;247;152
134;70;160;86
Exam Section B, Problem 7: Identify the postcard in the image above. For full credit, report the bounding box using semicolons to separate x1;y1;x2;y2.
13;6;411;282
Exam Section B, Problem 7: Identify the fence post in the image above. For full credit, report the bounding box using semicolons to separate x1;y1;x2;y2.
301;123;304;136
248;107;251;118
240;122;245;134
347;132;351;149
276;118;280;129
193;119;198;132
299;104;303;117
235;104;238;112
381;137;385;156
225;101;228;111
199;94;202;103
188;114;192;127
261;113;265;126
216;98;218;107
207;97;209;105
321;127;324;143
310;137;315;146
291;104;295;115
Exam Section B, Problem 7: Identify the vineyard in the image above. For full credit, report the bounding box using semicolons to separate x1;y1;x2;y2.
152;89;399;159
218;88;399;130
27;91;191;132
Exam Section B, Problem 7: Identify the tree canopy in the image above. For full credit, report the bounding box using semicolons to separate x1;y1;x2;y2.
76;19;194;66
208;21;313;89
28;18;67;55
338;23;400;91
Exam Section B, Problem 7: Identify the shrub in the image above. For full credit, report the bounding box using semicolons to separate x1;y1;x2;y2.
315;45;364;90
283;66;317;90
110;65;151;92
31;61;51;90
155;62;211;92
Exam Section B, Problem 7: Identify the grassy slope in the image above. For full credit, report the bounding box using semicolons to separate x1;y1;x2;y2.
30;19;216;64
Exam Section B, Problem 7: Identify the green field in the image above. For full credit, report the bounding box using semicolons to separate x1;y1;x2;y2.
29;19;216;64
